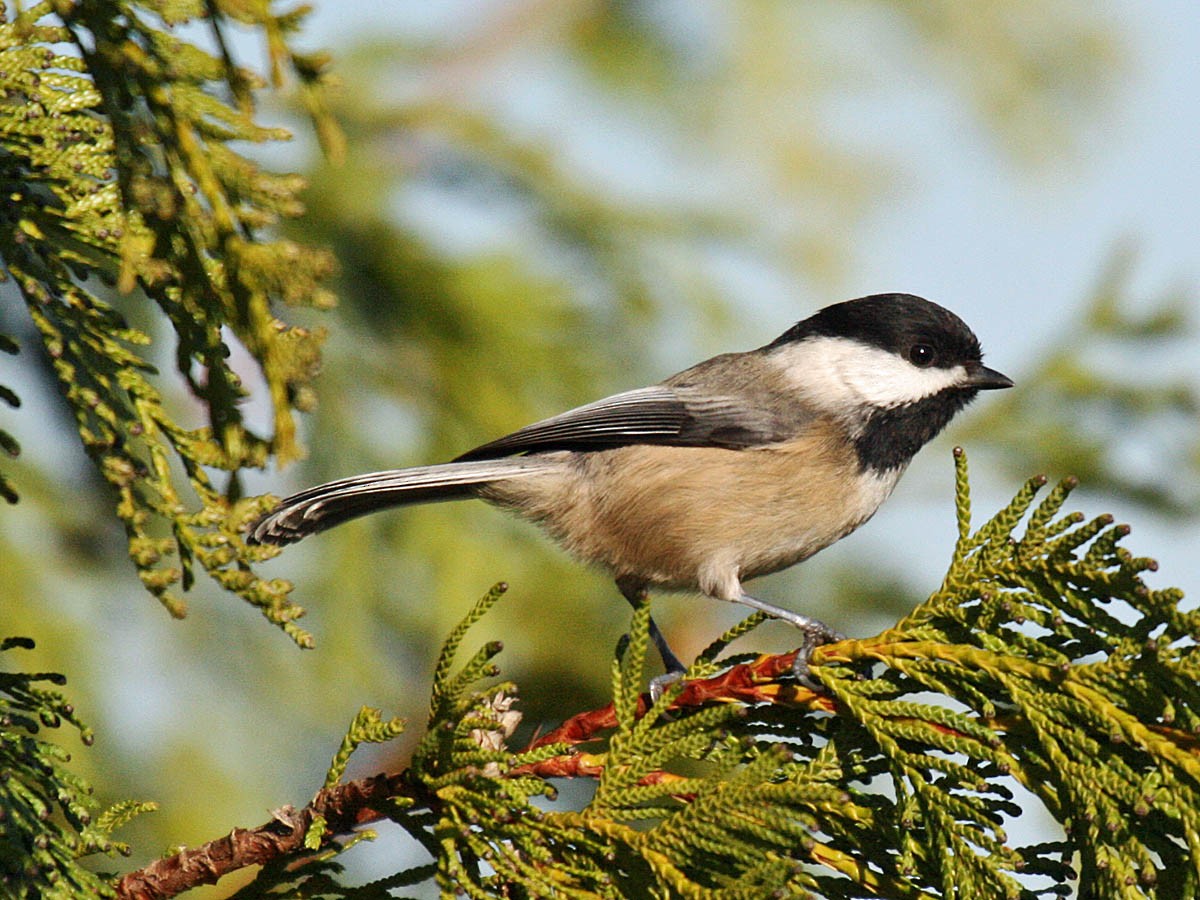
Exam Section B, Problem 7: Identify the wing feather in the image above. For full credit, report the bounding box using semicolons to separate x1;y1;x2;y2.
454;377;809;461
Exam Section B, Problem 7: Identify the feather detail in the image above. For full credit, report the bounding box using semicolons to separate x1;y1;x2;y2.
248;458;558;545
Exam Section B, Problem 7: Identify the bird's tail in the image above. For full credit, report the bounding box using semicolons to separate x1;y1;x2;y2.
247;457;556;546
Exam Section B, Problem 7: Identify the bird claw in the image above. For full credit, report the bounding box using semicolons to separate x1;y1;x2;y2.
648;669;683;704
615;631;686;703
790;623;845;691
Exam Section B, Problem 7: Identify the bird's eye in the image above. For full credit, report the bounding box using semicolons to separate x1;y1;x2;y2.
909;343;936;367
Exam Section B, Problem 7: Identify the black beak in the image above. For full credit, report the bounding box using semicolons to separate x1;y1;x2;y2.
965;364;1014;390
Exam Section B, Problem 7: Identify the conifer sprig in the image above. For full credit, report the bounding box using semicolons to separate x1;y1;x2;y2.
0;636;151;898
0;3;338;641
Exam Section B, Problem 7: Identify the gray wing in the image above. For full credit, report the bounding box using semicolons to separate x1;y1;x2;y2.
454;355;812;461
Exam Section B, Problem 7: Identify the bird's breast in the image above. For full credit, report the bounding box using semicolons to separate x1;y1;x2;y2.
484;426;904;595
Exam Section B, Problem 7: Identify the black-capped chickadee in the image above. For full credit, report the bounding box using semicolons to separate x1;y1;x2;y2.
250;294;1011;678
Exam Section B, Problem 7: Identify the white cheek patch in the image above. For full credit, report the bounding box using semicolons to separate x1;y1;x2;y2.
770;335;967;410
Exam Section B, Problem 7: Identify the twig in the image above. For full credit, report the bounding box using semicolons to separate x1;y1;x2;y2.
113;650;828;899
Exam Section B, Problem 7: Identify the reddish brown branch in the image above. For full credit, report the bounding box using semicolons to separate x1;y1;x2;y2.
113;773;406;900
114;650;827;899
511;648;835;778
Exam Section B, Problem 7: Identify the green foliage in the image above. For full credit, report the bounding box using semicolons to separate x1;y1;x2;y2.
0;636;149;898
890;0;1121;160
0;1;337;641
817;449;1195;898
323;707;406;791
220;451;1193;899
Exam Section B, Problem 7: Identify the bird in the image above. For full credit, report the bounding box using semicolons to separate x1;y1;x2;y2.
249;293;1012;681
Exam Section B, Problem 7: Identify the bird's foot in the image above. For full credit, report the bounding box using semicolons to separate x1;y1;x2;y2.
730;592;844;690
614;584;688;700
790;620;845;691
648;669;684;704
614;632;687;704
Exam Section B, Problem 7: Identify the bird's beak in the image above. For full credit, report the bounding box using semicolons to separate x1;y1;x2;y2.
964;364;1014;390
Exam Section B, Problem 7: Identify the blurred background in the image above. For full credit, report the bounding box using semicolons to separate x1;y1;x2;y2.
1;0;1197;893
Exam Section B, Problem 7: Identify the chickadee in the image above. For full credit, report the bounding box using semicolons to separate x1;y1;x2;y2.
249;294;1011;678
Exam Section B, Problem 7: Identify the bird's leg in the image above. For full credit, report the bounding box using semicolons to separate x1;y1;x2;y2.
616;578;686;701
732;592;844;685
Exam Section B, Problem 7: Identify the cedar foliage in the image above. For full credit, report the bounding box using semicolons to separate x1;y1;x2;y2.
0;636;123;899
0;0;334;642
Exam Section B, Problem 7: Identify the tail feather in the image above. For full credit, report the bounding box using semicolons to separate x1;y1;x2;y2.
248;458;554;546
